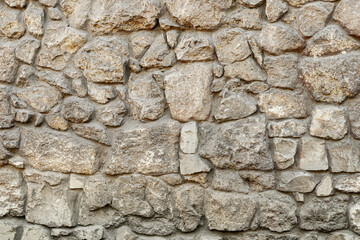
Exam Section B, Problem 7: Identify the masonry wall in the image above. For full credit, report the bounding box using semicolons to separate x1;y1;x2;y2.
0;0;359;239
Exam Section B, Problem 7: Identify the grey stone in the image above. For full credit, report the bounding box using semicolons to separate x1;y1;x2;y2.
15;37;40;64
24;2;44;37
266;0;288;23
87;82;116;104
128;217;175;236
22;128;99;174
166;29;180;48
7;156;24;169
37;70;72;94
105;120;180;175
213;28;252;65
72;122;110;145
0;43;17;83
1;129;21;149
211;169;249;193
14;109;34;123
0;116;14;129
82;175;112;210
240;171;276;192
45;106;69;131
180;153;210;175
334;175;360;193
211;77;226;93
349;99;360;140
180;122;198;154
349;202;360;235
260;23;304;55
258;190;297;232
160;174;183;186
146;177;170;215
264;54;298;89
273;138;297;170
278;171;317;193
96;100;126;127
10;95;27;109
61;96;94;123
333;0;360;37
0;220;20;240
47;7;62;20
300;53;360;103
327;140;360;173
159;13;184;31
258;90;307;119
300;137;328;171
16;65;35;86
316;175;334;197
72;78;87;97
60;0;92;29
238;0;265;7
175;31;214;62
245;82;270;94
199;116;273;170
39;0;57;7
73;226;104;240
128;72;165;121
327;231;360;240
305;25;360;57
247;33;264;66
310;106;347;140
0;6;25;39
224;57;267;81
129;31;156;59
69;174;85;189
4;0;26;8
225;8;262;30
164;63;212;122
89;0;161;34
299;195;349;231
74;36;128;83
21;225;50;240
205;189;256;231
36;21;87;71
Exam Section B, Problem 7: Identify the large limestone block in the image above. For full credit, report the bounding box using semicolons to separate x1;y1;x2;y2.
278;171;317;193
22;129;99;174
105;120;180;175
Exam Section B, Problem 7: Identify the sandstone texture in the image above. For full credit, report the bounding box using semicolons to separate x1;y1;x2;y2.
0;0;359;238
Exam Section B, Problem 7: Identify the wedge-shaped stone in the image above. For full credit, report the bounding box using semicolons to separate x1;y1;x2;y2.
22;129;99;174
105;120;180;175
278;171;317;193
199;115;273;170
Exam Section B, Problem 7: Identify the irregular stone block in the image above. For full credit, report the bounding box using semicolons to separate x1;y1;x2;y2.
15;37;40;65
60;0;92;29
265;0;288;23
333;0;360;37
211;169;249;193
4;0;26;8
278;171;317;193
327;140;360;173
273;138;297;170
334;174;360;193
45;107;69;131
300;137;328;171
180;122;198;154
128;216;175;236
224;57;267;81
179;153;210;176
316;175;334;197
145;177;170;215
264;54;298;89
37;70;72;94
129;31;155;59
0;6;25;39
87;83;116;104
22;225;51;240
96;100;126;127
349;202;360;235
24;2;44;37
0;43;17;83
61;96;94;123
73;226;104;240
0;220;20;240
72;122;110;146
240;171;276;192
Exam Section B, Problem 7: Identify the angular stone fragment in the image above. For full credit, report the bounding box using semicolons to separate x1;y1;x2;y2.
72;78;87;97
128;216;175;236
175;31;214;62
87;83;116;104
327;140;360;173
140;34;176;69
96;100;126;127
180;122;198;154
73;226;104;240
278;171;317;193
1;129;20;149
273;138;297;169
199;116;273;170
259;90;307;119
24;2;44;37
82;175;111;210
22;225;51;240
300;137;328;171
60;0;91;29
39;0;57;7
213;28;251;65
310;106;347;140
165;63;212;122
225;8;262;30
166;29;180;48
128;72;165;121
36;21;87;71
316;175;333;197
61;97;94;123
349;202;360;235
266;0;288;23
4;0;27;8
205;189;256;231
45;107;69;131
129;31;155;59
264;54;298;89
299;195;349;231
239;0;265;7
146;177;170;215
224;57;267;81
37;70;72;94
105;120;180;175
0;43;17;83
211;169;249;193
23;128;99;174
333;0;360;37
166;0;227;30
47;7;62;20
72;122;110;145
300;53;360;103
260;23;304;55
15;38;40;64
334;174;360;193
180;153;210;176
240;171;276;192
0;220;20;240
305;25;359;57
16;84;62;113
0;166;25;217
89;0;161;34
0;6;25;39
74;36;128;83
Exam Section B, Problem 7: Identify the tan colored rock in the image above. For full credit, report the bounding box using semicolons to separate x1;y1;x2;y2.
129;31;155;59
334;174;360;193
37;70;72;94
45;107;69;131
180;122;198;154
24;2;44;37
4;0;27;8
60;0;91;29
278;171;317;193
327;140;360;173
15;37;40;65
72;122;110;146
316;175;333;197
226;8;262;30
96;100;126;127
0;220;20;240
0;43;17;83
87;83;116;104
273;138;297;170
211;169;249;193
333;0;360;37
268;120;307;138
266;0;288;23
240;171;276;192
224;57;267;81
22;225;50;240
300;137;328;171
0;6;25;39
264;54;298;89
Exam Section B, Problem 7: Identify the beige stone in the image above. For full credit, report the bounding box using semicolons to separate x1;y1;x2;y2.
300;137;328;171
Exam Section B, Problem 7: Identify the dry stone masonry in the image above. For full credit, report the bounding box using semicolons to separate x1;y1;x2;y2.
0;0;359;239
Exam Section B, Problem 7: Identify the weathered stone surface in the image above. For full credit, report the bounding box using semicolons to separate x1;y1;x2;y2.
259;90;307;119
327;140;360;173
128;72;165;121
165;63;212;122
205;189;256;231
0;220;20;240
60;0;91;29
264;54;298;89
23;128;99;174
299;195;349;231
266;0;288;23
349;99;360;140
140;34;176;69
224;57;267;81
327;231;360;240
171;184;204;232
4;0;27;8
96;100;126;127
129;31;155;59
73;226;104;240
300;53;360;103
239;0;265;7
240;171;276;192
258;190;297;232
247;34;263;67
200;116;273;170
16;84;62;113
273;138;297;170
22;225;51;240
0;6;25;39
310;106;347;140
74;36;128;83
39;0;57;7
175;31;214;62
0;43;17;83
128;217;175;236
334;175;360;193
180;153;210;176
166;0;228;30
72;78;87;97
349;202;360;235
146;177;170;215
213;28;251;65
47;7;62;20
278;171;317;193
300;137;328;171
37;70;72;94
24;2;44;37
1;129;20;149
87;83;116;104
305;25;359;57
89;0;161;34
268;120;307;138
316;175;334;197
211;169;249;193
36;21;87;71
72;122;110;145
166;29;180;48
226;7;262;30
61;97;94;123
15;37;40;65
45;106;69;131
260;23;304;55
180;122;198;154
105;120;180;175
333;0;360;37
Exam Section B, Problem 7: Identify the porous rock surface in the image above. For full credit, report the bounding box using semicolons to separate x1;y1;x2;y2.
0;0;359;239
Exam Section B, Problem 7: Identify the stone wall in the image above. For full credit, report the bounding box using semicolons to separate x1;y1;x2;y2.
0;0;359;239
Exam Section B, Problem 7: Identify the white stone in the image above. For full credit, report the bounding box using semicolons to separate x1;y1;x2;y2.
180;153;210;176
349;201;360;234
180;122;198;154
69;174;85;189
316;175;333;197
300;137;328;171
